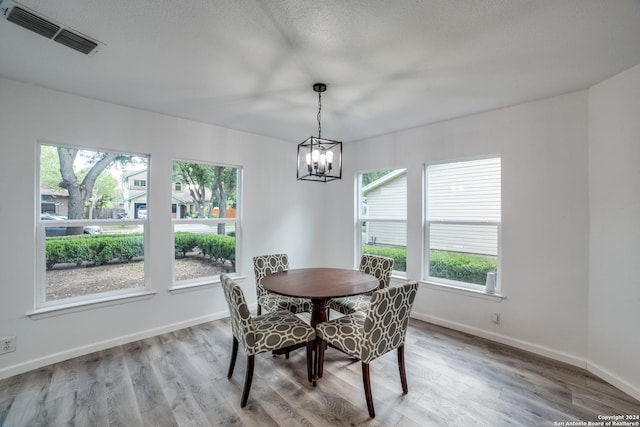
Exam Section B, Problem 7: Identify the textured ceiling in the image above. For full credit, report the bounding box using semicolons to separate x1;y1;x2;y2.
1;0;639;143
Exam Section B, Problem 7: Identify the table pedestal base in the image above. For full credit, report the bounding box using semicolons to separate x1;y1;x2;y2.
271;298;328;362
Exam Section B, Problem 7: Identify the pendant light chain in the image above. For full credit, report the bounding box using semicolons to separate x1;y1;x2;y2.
317;90;322;139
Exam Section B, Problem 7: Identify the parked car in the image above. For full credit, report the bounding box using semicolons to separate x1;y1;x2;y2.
41;214;103;236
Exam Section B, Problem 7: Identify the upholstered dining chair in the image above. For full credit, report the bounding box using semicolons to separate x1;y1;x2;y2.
253;253;312;315
220;274;316;408
316;281;419;418
328;254;394;316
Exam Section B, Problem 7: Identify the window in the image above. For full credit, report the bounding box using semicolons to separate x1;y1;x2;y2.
357;169;407;275
172;160;240;286
38;143;149;308
133;179;146;188
175;182;182;191
424;157;501;291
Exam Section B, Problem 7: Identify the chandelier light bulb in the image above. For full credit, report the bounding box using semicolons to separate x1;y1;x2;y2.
326;150;333;163
318;153;327;173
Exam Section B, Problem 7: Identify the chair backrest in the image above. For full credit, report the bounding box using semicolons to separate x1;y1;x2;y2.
220;273;255;354
359;254;394;292
361;281;418;364
253;253;289;299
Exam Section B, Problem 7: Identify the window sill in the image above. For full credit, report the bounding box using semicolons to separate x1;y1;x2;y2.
169;274;246;294
420;280;506;302
27;290;157;320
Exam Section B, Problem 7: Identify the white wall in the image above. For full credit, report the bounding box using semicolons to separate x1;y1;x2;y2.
336;79;640;400
341;91;592;367
1;69;638;402
0;77;325;378
588;64;640;399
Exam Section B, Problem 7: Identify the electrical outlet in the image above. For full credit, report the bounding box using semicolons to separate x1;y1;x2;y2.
491;313;501;325
0;336;16;354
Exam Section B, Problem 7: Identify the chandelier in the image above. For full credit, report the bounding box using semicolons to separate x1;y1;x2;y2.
297;83;342;182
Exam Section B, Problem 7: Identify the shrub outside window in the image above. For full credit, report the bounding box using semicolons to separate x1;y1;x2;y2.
424;157;501;291
357;169;407;275
172;160;240;286
38;143;149;308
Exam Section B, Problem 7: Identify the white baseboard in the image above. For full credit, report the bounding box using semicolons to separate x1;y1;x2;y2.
411;311;640;402
3;306;638;404
0;309;231;380
587;361;640;402
410;310;587;368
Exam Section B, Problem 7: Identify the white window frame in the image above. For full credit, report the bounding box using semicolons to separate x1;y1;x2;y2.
355;168;407;277
423;156;501;293
35;142;151;312
170;160;242;290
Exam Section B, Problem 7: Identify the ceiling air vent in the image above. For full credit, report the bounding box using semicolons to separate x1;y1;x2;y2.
54;29;98;55
0;0;103;55
7;5;59;38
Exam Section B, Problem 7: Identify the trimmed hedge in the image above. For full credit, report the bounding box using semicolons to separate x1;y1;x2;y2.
429;250;496;285
45;234;144;269
363;245;406;271
45;236;93;269
196;234;235;267
362;245;496;285
45;231;235;270
175;232;198;257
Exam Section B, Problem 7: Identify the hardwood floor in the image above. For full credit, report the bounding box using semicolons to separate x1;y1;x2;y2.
1;317;638;426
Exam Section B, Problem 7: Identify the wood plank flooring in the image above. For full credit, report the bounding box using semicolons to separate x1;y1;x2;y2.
1;316;639;426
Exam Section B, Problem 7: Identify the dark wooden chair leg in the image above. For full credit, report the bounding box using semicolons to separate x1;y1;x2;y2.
316;338;326;380
240;355;255;408
306;341;314;383
398;345;408;394
257;304;262;315
362;362;375;418
286;349;290;359
228;337;238;379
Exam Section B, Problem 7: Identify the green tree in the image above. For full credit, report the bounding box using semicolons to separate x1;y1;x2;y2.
79;168;122;218
361;170;392;186
40;145;62;190
58;148;119;224
55;147;133;234
173;162;214;218
210;166;237;235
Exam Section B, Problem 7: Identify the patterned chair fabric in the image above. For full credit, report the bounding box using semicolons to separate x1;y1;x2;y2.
328;254;394;316
253;254;312;315
316;281;419;417
220;274;316;407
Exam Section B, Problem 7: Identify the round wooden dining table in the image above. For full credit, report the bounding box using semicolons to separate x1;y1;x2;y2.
261;267;379;328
